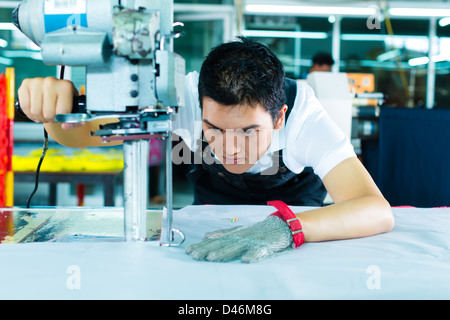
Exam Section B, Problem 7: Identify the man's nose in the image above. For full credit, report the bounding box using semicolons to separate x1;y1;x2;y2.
224;130;244;155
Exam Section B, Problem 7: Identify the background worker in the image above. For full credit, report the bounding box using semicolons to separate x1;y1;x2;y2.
309;52;335;73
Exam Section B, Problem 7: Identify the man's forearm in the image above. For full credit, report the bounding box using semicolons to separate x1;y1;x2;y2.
296;195;394;242
44;119;122;148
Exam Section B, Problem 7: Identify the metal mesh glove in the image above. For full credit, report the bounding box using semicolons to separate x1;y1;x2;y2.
185;215;294;263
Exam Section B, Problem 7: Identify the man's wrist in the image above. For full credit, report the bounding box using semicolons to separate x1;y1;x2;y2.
267;200;305;248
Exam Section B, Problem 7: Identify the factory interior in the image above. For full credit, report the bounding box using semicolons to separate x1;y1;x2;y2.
0;0;450;301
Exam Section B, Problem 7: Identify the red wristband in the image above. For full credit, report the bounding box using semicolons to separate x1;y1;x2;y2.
268;200;305;248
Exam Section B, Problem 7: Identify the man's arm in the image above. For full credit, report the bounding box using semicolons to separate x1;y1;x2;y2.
296;156;394;242
185;156;394;263
18;77;120;148
44;120;121;148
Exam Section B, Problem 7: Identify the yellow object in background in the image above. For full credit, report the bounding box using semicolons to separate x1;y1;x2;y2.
347;73;375;94
347;73;379;107
13;148;123;173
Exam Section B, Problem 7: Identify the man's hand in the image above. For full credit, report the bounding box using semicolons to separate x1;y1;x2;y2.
18;77;79;129
185;215;294;263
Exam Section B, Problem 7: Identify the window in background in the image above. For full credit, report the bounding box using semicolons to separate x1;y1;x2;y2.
174;3;235;74
340;17;450;108
243;10;450;109
174;19;225;74
339;17;419;107
243;15;333;79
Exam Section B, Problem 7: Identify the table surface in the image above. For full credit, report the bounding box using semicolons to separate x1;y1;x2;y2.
0;205;449;300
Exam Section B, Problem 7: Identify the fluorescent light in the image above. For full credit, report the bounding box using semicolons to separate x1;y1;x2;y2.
342;34;429;42
246;4;450;18
341;34;389;41
377;50;400;62
245;4;376;16
432;54;448;63
439;17;450;27
0;38;7;48
0;1;20;9
408;56;429;66
0;23;17;30
0;56;13;66
408;54;448;66
2;50;42;60
242;30;328;39
389;8;450;17
359;59;411;69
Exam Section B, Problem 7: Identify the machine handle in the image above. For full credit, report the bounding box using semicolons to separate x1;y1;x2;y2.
15;95;87;120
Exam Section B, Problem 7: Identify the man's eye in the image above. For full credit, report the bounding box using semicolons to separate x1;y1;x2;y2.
244;129;256;136
209;127;222;134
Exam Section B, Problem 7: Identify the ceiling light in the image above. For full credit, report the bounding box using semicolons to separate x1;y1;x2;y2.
408;56;429;66
0;57;13;66
389;8;450;17
245;4;376;16
377;50;400;62
0;23;17;30
2;50;42;60
439;17;450;27
341;34;389;41
432;54;448;63
241;30;328;39
246;4;450;18
408;54;448;66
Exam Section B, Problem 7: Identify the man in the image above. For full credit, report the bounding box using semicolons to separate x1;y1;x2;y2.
18;37;394;263
309;52;335;73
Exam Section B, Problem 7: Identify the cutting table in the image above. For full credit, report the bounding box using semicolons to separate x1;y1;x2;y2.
0;205;449;300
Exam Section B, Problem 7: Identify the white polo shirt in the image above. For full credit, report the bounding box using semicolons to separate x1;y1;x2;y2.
172;71;356;180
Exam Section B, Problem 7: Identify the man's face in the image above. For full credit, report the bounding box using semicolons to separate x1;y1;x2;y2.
202;97;286;174
310;63;332;72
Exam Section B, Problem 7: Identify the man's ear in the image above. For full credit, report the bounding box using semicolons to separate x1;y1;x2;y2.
274;105;288;130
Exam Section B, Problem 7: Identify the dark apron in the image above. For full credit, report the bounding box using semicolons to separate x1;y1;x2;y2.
186;78;326;206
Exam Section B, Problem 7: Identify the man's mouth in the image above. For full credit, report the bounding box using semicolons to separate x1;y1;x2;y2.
223;156;245;164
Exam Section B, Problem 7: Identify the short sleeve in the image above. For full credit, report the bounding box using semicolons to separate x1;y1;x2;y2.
284;82;356;179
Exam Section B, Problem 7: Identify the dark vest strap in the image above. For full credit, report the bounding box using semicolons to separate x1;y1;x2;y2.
284;78;297;120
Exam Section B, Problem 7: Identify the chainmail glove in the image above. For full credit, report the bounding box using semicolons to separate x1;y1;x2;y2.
185;215;295;263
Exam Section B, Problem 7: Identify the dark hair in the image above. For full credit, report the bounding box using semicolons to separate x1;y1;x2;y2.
312;52;334;66
198;36;286;122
